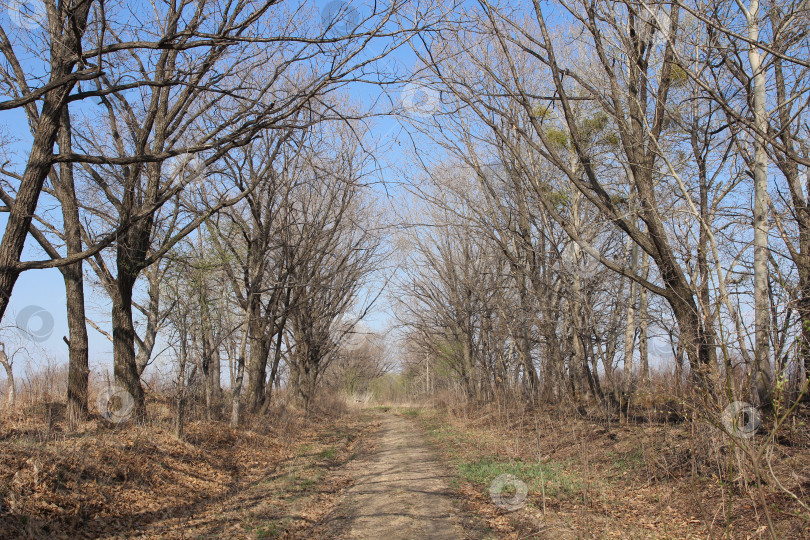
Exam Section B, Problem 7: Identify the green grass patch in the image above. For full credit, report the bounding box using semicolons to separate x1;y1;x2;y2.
608;448;644;473
286;473;320;493
317;445;336;460
400;407;422;418
252;522;281;539
456;458;581;498
414;410;582;502
425;423;475;447
244;518;292;539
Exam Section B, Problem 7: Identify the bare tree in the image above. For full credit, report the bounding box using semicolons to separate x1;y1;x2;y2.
414;0;729;387
208;129;298;414
0;0;421;421
285;158;382;409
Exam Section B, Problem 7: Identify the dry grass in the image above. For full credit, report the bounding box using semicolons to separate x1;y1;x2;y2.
409;400;810;539
2;362;809;539
0;383;366;539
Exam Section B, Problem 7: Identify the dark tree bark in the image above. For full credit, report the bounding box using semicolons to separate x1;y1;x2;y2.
111;267;147;420
56;108;90;427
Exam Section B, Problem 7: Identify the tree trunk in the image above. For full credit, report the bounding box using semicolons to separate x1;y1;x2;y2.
203;351;212;421
0;105;65;320
302;363;318;411
745;0;772;405
639;252;649;383
259;320;287;415
624;240;639;390
0;346;14;408
56;109;90;428
174;323;188;439
112;271;146;421
231;314;250;428
695;135;714;388
211;347;222;403
245;294;273;412
246;332;271;412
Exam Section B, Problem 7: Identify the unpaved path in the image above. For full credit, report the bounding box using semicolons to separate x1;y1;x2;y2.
322;412;465;539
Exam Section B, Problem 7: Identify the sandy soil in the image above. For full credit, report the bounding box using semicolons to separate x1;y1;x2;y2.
319;412;465;539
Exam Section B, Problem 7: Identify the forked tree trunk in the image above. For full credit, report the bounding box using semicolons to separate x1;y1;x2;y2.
245;295;273;412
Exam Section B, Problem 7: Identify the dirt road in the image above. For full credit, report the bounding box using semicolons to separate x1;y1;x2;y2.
323;412;465;539
72;411;468;539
